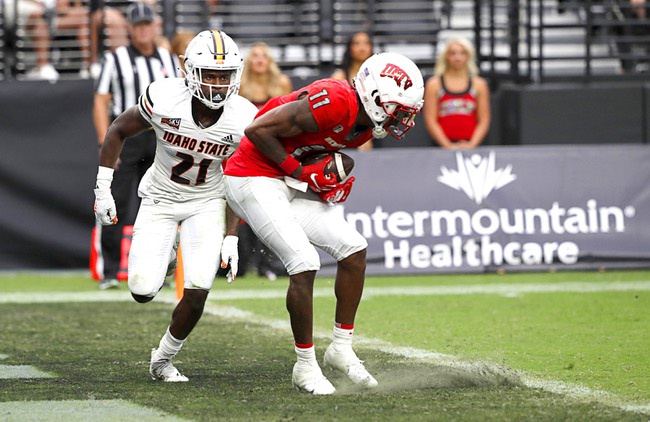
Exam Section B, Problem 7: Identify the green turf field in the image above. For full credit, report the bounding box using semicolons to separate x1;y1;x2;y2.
0;270;648;421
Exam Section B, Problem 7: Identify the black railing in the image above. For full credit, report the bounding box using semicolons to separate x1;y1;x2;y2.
470;0;650;84
1;0;648;83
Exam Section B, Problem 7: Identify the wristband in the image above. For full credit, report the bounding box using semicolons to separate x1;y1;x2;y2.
278;155;301;175
97;166;114;181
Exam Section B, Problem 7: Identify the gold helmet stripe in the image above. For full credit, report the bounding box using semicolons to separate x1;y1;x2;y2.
211;30;225;61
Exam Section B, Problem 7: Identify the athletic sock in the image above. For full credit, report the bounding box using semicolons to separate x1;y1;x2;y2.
332;323;354;349
154;326;185;361
294;342;317;365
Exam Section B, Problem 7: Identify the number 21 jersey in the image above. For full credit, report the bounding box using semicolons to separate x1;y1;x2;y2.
138;78;258;201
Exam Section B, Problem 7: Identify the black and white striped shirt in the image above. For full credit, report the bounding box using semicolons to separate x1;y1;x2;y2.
95;44;180;118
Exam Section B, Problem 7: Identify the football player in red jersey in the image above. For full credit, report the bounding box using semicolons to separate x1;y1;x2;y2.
224;52;424;395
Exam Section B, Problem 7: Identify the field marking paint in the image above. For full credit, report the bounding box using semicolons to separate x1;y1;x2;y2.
2;282;650;415
190;302;650;416
0;365;54;379
2;280;650;304
0;400;188;422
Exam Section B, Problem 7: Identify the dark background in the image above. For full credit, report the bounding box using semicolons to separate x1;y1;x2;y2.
0;78;647;270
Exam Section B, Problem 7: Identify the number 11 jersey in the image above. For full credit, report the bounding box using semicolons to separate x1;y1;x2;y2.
224;78;373;179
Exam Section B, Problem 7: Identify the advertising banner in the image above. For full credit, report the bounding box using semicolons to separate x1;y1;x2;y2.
319;145;650;275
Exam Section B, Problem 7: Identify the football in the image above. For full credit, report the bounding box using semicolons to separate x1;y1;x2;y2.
300;151;355;183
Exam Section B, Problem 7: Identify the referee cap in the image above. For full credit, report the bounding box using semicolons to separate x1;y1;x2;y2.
127;2;155;25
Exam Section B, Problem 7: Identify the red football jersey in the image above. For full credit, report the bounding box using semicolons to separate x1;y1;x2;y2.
437;76;478;142
225;79;373;178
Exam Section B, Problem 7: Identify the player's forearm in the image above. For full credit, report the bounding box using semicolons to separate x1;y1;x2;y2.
98;107;150;168
224;203;240;237
246;126;288;164
98;127;125;168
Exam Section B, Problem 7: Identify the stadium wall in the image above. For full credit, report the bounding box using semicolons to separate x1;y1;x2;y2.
0;80;97;270
0;80;649;272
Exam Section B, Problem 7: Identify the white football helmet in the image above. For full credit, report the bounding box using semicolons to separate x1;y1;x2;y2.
354;53;424;139
183;30;243;109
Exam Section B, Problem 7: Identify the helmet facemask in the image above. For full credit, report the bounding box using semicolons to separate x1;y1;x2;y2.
378;100;421;139
185;64;241;110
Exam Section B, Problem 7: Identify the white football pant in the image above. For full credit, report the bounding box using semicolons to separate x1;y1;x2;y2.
128;196;226;297
224;176;367;275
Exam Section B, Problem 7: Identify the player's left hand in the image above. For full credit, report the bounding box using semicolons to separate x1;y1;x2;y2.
220;235;239;284
297;157;338;192
319;177;355;204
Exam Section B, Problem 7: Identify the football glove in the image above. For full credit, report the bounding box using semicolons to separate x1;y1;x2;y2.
94;166;118;225
220;235;239;284
297;157;338;193
319;177;355;204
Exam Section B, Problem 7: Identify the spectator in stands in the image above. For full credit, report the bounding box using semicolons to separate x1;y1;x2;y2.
616;0;650;73
56;0;91;76
237;42;292;280
3;0;57;80
331;31;374;150
423;37;490;149
171;30;196;69
4;0;89;81
239;42;292;106
331;32;373;85
92;2;180;290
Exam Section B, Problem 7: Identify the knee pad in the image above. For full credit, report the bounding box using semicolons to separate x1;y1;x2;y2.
128;273;161;298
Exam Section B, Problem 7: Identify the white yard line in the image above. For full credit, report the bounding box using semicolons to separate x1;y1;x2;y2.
1;281;649;415
0;365;53;379
0;400;188;422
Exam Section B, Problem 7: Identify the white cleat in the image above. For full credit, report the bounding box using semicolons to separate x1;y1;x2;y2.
149;349;189;382
292;361;336;395
323;344;378;388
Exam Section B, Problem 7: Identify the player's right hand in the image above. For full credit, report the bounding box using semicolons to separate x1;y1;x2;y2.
297;157;338;192
94;187;118;225
319;177;355;204
220;235;239;284
94;166;118;225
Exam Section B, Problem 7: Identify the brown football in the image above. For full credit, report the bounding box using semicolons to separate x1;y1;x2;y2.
300;151;354;182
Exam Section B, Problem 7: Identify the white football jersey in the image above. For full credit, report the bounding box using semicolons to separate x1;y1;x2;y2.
137;78;258;201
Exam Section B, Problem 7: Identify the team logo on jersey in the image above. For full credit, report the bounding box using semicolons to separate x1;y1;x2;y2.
380;63;413;90
161;117;181;129
220;134;234;144
333;125;344;133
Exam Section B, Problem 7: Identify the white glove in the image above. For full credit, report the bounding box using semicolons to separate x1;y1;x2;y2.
94;166;118;225
220;235;239;284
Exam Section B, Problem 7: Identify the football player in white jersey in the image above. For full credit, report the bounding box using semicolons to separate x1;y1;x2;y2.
94;30;258;382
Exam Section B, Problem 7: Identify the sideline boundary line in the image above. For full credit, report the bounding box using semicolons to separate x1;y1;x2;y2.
2;280;650;304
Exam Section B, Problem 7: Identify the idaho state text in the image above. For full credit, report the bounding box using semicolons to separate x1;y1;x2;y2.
162;131;231;156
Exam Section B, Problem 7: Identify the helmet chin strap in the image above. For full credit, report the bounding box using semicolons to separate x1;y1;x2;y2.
372;126;388;139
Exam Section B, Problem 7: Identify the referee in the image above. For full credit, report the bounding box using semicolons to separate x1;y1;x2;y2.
93;2;179;290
